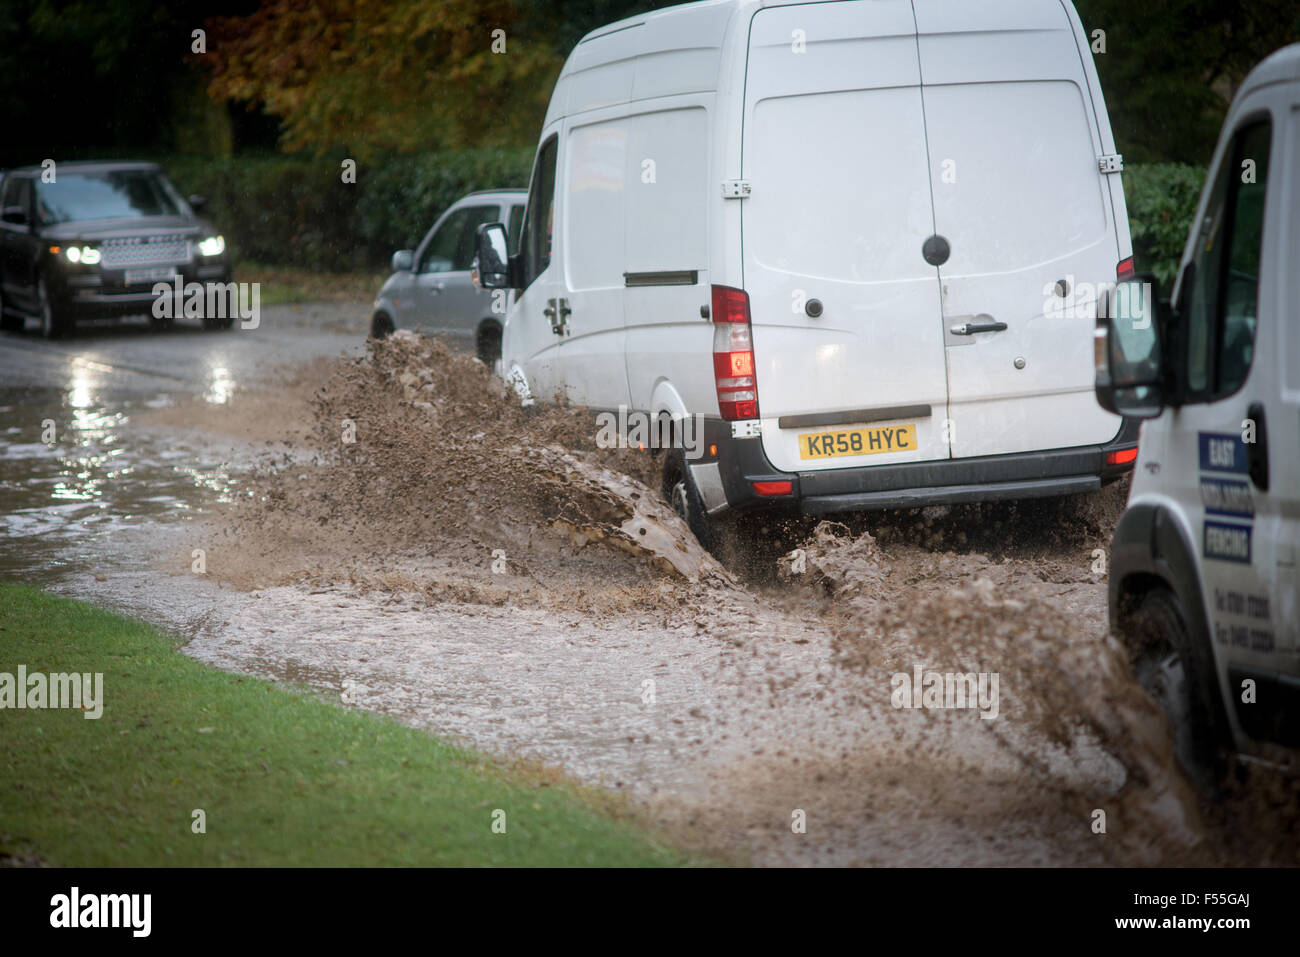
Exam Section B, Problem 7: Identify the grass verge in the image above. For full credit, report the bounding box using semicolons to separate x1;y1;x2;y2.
236;262;385;305
0;584;698;867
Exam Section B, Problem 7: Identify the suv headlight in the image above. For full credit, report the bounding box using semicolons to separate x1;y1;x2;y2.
64;245;101;265
197;235;226;257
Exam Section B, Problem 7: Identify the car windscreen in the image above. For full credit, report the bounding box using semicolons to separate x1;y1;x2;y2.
35;170;189;225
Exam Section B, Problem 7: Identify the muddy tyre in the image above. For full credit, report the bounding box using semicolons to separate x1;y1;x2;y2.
371;312;394;339
0;286;21;332
1127;588;1230;795
661;446;750;566
476;322;502;372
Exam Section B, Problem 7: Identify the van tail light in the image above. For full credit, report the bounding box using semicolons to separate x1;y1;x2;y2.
1117;257;1135;281
752;480;793;497
1105;446;1138;467
712;285;759;420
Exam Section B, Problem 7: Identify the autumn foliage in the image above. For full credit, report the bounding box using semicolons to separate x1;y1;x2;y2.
202;0;564;157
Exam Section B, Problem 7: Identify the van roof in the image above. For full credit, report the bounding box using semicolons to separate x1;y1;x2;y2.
1236;42;1300;100
551;0;1090;125
547;0;746;126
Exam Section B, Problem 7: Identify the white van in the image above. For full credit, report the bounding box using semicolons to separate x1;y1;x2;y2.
476;0;1139;545
1096;45;1300;783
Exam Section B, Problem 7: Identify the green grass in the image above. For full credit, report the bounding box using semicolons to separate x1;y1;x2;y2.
0;584;697;867
235;261;385;305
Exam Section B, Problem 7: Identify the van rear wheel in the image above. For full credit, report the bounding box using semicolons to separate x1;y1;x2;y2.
662;447;720;549
1126;588;1230;795
662;447;749;566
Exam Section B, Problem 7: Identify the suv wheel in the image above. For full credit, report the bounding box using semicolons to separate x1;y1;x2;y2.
37;277;70;339
0;285;21;332
1127;588;1230;795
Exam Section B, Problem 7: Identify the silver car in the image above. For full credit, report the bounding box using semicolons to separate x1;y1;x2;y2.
371;189;526;366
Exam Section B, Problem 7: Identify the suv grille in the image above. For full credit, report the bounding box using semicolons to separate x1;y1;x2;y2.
99;235;192;269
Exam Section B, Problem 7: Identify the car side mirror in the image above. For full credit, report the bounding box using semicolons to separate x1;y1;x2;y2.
188;194;208;213
391;249;414;273
1095;274;1166;419
472;222;512;289
2;204;29;227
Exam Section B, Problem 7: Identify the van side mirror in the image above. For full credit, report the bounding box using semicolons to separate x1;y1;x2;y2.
2;204;28;227
1095;274;1165;419
472;222;512;289
391;249;414;273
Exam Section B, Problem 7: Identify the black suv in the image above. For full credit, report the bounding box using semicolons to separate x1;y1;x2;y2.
0;161;232;337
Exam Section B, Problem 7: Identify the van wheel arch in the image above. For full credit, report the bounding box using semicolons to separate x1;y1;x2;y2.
1111;506;1233;793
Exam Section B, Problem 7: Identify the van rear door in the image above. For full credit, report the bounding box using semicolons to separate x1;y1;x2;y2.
742;0;949;474
913;0;1122;458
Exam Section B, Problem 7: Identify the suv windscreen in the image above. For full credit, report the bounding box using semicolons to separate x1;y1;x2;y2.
35;169;189;225
421;204;499;272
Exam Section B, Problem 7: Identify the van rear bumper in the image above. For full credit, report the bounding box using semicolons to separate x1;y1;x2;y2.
703;417;1140;514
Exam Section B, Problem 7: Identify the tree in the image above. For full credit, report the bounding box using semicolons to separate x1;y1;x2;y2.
1075;0;1300;163
202;0;565;158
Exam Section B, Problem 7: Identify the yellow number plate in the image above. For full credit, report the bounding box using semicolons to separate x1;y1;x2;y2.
798;423;917;460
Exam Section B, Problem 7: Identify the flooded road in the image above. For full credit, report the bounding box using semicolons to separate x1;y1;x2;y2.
2;307;1296;867
1;304;362;590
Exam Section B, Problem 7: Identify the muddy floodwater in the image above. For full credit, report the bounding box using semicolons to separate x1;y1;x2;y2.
2;308;1296;866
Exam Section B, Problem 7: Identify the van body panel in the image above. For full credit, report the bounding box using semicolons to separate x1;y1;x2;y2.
560;113;633;406
914;0;1123;457
924;75;1121;456
742;0;951;472
1114;45;1300;762
621;103;715;414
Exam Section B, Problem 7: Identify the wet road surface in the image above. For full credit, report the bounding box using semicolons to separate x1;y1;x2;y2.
3;305;1295;867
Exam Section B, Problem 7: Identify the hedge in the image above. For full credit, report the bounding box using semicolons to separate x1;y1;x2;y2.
159;152;1207;281
1121;163;1206;286
163;149;534;272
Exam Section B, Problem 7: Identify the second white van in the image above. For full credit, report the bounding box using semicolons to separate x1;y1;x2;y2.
476;0;1140;546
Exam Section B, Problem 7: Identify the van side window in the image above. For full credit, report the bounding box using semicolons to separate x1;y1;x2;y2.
1182;119;1270;399
507;204;525;250
519;136;558;289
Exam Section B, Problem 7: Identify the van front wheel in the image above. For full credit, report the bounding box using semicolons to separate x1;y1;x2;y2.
1127;588;1230;795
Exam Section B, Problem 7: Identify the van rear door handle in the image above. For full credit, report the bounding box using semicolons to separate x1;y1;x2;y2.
950;319;1007;336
